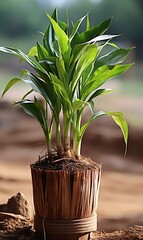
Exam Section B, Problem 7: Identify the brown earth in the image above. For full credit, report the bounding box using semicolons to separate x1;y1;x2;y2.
0;219;143;240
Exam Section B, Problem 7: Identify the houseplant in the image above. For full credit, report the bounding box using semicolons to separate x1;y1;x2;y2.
0;9;133;240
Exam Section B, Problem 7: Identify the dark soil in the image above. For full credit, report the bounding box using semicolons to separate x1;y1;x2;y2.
32;155;101;171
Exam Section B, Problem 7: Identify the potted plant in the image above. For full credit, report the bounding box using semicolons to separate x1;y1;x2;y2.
0;9;133;240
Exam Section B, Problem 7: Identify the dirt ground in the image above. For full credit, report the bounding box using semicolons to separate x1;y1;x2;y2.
0;98;143;235
0;220;143;240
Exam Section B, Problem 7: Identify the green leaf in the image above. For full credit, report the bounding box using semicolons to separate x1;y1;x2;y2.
18;99;47;130
2;78;22;97
20;69;29;77
65;9;69;36
88;34;119;44
22;89;33;100
43;25;55;56
69;43;89;74
50;73;71;106
19;70;45;93
56;57;66;85
86;14;90;31
70;14;87;41
58;21;67;31
28;73;60;115
108;42;119;49
87;89;113;113
68;43;89;82
96;48;133;68
79;111;106;139
0;47;48;75
82;64;133;100
52;8;58;22
47;14;70;55
79;111;128;153
27;46;38;57
43;8;58;56
37;42;49;60
82;62;94;84
39;60;57;75
88;88;113;102
71;44;98;92
72;99;88;112
107;111;128;151
77;17;112;44
88;100;94;114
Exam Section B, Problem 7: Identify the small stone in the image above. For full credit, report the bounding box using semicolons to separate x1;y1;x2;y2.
7;193;31;219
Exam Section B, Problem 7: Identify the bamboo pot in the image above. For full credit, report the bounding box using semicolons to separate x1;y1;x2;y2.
30;162;101;240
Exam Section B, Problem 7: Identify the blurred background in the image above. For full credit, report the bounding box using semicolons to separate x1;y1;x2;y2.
0;0;143;232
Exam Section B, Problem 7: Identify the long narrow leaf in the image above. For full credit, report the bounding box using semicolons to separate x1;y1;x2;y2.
82;62;94;85
79;111;128;151
70;14;87;41
77;17;112;44
50;73;71;106
37;42;49;60
47;14;70;55
88;34;119;44
18;99;46;130
107;111;128;152
96;48;133;68
56;56;66;83
68;42;89;74
43;9;58;56
79;111;106;139
71;44;98;92
82;64;133;100
22;89;33;100
0;47;48;75
29;73;61;116
86;14;90;31
1;78;22;97
88;88;113;102
43;25;55;56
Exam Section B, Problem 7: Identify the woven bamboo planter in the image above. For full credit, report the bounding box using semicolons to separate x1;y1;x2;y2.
31;161;101;240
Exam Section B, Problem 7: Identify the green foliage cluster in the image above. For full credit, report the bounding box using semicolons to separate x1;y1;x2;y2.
0;9;133;160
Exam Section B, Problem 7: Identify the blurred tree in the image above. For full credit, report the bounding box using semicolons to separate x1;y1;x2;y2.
0;0;142;58
0;0;46;37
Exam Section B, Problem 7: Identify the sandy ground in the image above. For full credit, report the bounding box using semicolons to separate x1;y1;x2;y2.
0;99;143;232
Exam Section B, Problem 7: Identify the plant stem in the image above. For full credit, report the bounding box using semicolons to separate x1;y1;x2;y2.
56;120;62;156
45;131;52;156
45;102;52;157
73;139;81;159
73;111;82;159
63;111;71;156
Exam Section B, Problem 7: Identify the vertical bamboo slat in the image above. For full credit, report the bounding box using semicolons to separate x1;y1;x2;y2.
83;170;91;218
71;171;80;219
59;170;71;219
